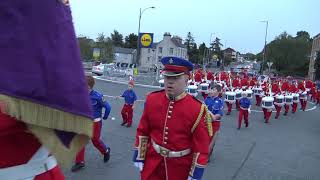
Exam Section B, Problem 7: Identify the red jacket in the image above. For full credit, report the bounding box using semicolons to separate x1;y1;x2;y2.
289;84;298;93
134;90;211;180
207;71;214;81
194;72;202;83
306;80;313;89
232;78;240;89
240;78;249;87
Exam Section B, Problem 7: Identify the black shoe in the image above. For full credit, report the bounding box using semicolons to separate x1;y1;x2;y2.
275;116;278;119
126;124;132;128
237;127;240;130
121;122;127;126
103;147;111;163
264;120;268;123
226;112;231;115
71;162;85;172
283;113;287;116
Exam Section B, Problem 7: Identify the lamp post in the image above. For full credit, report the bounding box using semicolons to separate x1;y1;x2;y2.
136;6;155;66
260;20;268;74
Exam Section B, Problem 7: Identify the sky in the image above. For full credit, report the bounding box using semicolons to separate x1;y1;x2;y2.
70;0;320;54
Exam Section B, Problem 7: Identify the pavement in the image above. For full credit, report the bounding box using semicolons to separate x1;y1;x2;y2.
64;78;320;180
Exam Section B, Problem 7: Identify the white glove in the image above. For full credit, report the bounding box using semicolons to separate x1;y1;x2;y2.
248;108;251;114
134;162;144;172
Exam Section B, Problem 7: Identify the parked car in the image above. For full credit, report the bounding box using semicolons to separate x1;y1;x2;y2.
92;64;105;75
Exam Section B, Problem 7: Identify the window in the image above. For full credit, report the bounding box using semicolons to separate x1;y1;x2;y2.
158;47;163;53
169;48;174;55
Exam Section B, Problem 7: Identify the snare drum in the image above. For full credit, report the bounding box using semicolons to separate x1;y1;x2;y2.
199;83;209;92
299;91;307;100
246;89;253;99
285;95;293;105
187;85;198;97
292;93;299;103
252;87;258;95
225;91;236;103
262;96;274;109
274;95;284;106
159;79;164;88
235;89;243;100
257;88;263;97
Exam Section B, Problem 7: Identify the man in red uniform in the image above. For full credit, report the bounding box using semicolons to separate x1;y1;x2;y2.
272;82;282;119
133;56;212;180
282;80;291;115
290;82;299;113
0;1;93;179
232;77;241;109
298;81;307;111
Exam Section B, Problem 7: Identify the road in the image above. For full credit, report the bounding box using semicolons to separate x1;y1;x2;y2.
64;78;320;180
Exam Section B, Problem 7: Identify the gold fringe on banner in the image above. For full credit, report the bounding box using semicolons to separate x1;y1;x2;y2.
0;93;94;167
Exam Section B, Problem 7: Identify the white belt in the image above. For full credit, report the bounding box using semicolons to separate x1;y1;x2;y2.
94;118;102;122
0;146;58;180
152;141;191;158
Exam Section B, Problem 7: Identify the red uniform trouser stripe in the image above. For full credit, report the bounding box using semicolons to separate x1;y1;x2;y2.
121;104;133;126
75;121;107;163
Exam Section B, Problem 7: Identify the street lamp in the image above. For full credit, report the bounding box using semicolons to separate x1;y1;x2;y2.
136;6;155;66
260;20;268;74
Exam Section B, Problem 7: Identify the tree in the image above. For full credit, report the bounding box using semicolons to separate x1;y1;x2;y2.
198;42;208;63
77;36;94;61
296;31;311;41
257;31;312;76
184;32;198;63
210;37;223;66
111;30;124;47
315;51;320;80
124;33;138;49
95;33;114;63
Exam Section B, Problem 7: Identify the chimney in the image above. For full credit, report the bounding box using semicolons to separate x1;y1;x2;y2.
163;32;171;42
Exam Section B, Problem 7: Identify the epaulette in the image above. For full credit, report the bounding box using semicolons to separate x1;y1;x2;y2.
191;103;213;137
150;89;165;94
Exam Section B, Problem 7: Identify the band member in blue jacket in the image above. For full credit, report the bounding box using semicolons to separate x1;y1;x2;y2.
205;83;224;160
118;80;137;127
238;91;251;129
72;75;111;172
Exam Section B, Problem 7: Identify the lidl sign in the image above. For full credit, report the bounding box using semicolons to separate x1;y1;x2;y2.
139;33;153;48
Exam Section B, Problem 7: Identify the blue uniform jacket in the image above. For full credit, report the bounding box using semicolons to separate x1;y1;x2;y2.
239;97;251;109
121;89;137;105
205;96;224;117
90;90;111;120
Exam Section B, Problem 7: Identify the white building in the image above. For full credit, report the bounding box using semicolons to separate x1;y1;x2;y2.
140;33;188;69
114;47;136;65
